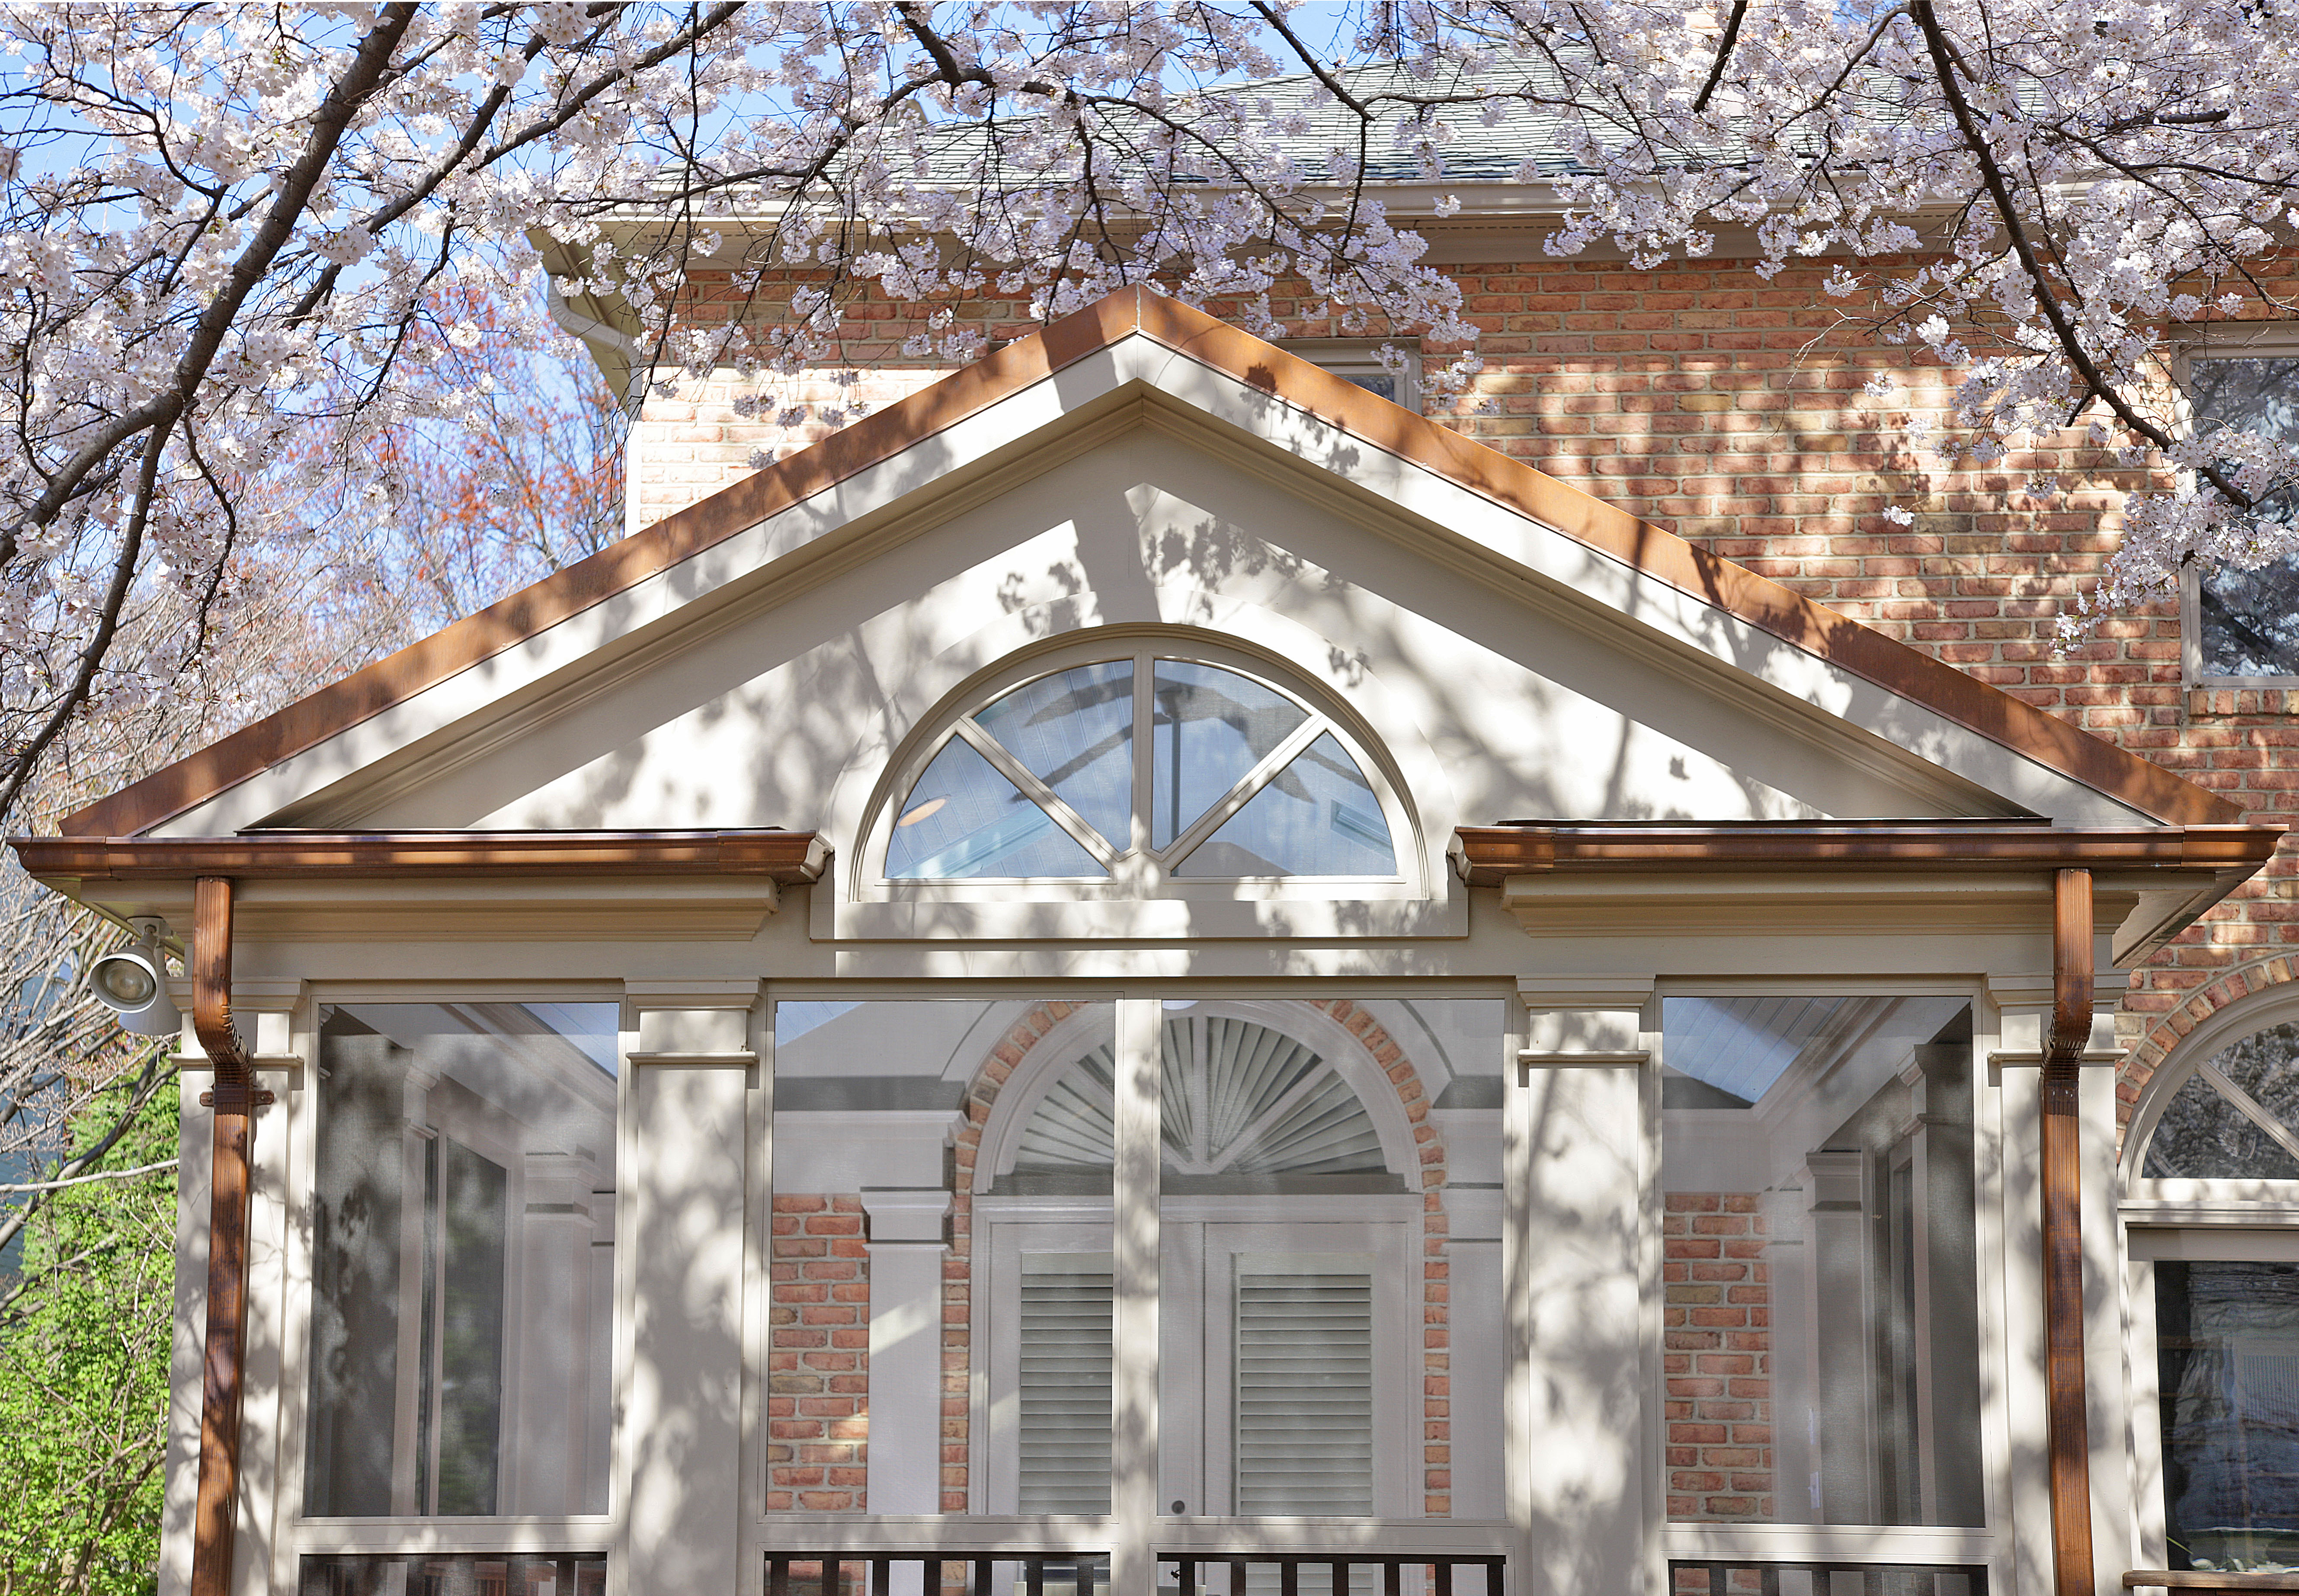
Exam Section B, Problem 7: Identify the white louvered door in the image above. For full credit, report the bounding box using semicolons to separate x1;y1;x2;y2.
1017;1253;1116;1514
1232;1261;1377;1516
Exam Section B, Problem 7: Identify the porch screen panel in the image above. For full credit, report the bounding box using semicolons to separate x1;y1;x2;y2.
772;998;1114;1516
1152;996;1506;1527
305;1002;619;1519
1659;996;1983;1528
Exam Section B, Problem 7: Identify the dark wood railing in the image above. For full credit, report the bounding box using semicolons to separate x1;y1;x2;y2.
1168;1554;1506;1596
1668;1560;1989;1596
762;1553;1505;1596
765;1553;1110;1596
299;1554;608;1596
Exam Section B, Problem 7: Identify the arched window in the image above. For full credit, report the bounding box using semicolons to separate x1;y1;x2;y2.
876;649;1404;885
2124;1001;2299;1579
2139;1020;2299;1180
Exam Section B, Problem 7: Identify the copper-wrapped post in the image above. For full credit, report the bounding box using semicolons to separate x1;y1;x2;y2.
2043;867;2096;1596
188;876;257;1596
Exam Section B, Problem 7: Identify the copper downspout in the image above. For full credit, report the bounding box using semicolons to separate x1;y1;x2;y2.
2045;867;2097;1596
189;877;261;1596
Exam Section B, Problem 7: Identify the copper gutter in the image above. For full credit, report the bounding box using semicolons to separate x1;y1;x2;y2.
2044;867;2096;1596
189;876;261;1596
1451;822;2280;885
12;827;828;882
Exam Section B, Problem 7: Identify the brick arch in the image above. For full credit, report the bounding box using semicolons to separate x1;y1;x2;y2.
2119;953;2299;1144
947;997;1458;1517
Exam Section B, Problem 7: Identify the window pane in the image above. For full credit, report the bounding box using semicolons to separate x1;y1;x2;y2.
1149;661;1306;850
887;736;1105;879
1156;997;1505;1537
2191;355;2299;678
771;999;1114;1515
1661;995;1983;1527
2144;1025;2299;1180
973;661;1136;849
2158;1260;2299;1571
306;1002;619;1518
1172;733;1396;877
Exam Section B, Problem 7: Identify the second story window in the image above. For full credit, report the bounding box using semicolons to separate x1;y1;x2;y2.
880;651;1402;885
2185;344;2299;683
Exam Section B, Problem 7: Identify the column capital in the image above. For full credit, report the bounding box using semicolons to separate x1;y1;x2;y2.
624;981;759;1064
859;1188;951;1245
1518;975;1655;1067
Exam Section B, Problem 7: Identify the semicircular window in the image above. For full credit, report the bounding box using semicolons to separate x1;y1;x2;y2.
2143;1020;2299;1180
1005;1013;1394;1189
884;656;1398;881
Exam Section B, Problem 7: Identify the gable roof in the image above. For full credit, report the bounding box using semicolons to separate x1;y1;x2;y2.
57;288;2238;839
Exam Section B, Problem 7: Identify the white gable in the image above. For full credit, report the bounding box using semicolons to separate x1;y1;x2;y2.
147;332;2158;881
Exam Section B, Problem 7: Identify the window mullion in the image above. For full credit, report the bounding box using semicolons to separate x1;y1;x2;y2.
951;718;1122;865
1156;716;1326;869
1110;994;1162;1596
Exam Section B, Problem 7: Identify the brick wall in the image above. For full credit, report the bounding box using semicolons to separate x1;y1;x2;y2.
638;258;2299;1123
1661;1193;1774;1521
768;1193;871;1510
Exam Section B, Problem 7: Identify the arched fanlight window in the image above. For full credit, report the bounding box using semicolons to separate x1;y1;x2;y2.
1010;1013;1389;1181
881;654;1400;882
2141;1020;2299;1180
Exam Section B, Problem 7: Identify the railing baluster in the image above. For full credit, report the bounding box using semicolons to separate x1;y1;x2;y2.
1029;1560;1047;1596
972;1559;993;1596
1282;1558;1299;1596
771;1557;790;1596
1436;1561;1453;1596
1332;1560;1349;1596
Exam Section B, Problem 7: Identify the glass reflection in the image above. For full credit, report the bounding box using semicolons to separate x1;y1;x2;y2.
2189;355;2299;678
1149;661;1306;850
1174;733;1395;877
973;661;1135;848
306;1003;618;1518
2145;1024;2299;1180
2158;1261;2299;1572
886;737;1105;879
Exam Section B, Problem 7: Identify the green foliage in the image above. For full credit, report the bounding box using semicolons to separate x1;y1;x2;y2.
0;1073;177;1596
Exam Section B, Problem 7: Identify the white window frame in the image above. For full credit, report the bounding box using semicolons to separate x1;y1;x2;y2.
2120;988;2299;1574
275;987;628;1582
2174;328;2299;689
854;638;1431;910
1652;978;2011;1577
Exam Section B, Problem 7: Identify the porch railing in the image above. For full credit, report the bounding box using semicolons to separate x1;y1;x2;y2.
765;1553;1110;1596
760;1552;1507;1596
1668;1561;1989;1596
299;1554;608;1596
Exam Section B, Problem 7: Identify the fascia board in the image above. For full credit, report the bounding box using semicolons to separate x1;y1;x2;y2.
160;325;2156;836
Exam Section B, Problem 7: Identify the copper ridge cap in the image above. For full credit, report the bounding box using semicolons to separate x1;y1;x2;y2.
58;285;2242;838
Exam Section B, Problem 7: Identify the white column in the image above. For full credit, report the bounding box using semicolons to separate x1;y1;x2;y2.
617;985;758;1596
1513;978;1655;1596
1111;996;1162;1596
861;1188;953;1513
1990;969;2131;1596
863;1189;952;1596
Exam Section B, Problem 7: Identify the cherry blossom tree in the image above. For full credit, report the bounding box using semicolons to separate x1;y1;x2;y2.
2;1;2294;832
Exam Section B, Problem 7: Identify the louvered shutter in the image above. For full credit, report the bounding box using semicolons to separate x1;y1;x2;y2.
1234;1269;1375;1515
1018;1257;1113;1514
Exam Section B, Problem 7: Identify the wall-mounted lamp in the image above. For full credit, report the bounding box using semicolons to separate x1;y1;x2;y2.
91;916;181;1037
